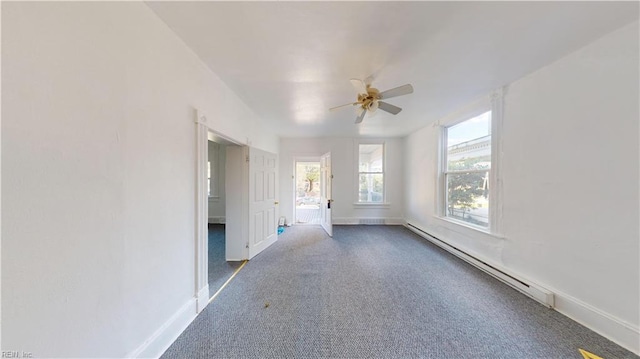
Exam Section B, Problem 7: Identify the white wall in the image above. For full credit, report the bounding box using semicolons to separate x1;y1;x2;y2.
1;2;277;358
280;137;404;225
405;22;639;352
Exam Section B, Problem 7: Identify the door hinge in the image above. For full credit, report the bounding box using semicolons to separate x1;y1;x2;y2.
331;174;334;179
246;155;250;163
245;242;249;249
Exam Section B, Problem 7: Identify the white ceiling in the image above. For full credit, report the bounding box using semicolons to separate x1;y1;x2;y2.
147;1;638;138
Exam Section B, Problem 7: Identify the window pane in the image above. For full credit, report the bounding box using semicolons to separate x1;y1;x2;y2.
446;171;489;227
447;111;491;171
359;174;383;203
359;144;383;172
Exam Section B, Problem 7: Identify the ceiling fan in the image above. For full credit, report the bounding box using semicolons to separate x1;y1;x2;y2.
330;79;414;124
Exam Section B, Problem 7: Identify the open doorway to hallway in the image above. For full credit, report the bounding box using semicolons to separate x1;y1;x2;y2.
295;161;321;225
207;138;242;298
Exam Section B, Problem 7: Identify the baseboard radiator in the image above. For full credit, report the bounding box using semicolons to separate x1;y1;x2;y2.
405;223;555;308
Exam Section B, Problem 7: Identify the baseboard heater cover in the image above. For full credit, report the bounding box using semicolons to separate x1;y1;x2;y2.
406;223;554;308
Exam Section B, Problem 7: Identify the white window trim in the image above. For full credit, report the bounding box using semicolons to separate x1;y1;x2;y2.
435;88;504;236
354;139;387;205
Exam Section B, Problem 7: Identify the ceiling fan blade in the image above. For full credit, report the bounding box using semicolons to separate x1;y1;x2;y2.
329;102;357;112
379;84;414;100
350;78;368;96
378;101;402;115
363;74;375;87
355;108;366;124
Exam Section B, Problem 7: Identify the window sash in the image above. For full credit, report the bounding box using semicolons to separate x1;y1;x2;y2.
442;112;492;228
358;173;384;203
444;168;490;175
357;143;385;203
444;171;490;228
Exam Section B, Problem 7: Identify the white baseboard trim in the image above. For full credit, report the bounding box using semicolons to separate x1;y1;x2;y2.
127;298;197;359
333;217;405;225
405;222;639;355
208;216;226;224
196;284;210;313
553;291;640;355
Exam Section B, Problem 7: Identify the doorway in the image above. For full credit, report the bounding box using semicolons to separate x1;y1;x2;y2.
207;136;243;298
195;115;280;311
294;161;321;225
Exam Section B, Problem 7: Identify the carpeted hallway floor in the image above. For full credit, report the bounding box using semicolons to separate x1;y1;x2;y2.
165;225;637;359
208;224;243;298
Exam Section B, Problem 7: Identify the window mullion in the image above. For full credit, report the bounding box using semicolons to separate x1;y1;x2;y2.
444;168;491;175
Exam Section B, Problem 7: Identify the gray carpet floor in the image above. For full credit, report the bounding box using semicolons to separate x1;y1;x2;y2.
165;225;638;359
208;224;243;298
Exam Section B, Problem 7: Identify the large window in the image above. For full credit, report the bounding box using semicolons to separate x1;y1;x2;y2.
443;111;491;228
358;144;384;203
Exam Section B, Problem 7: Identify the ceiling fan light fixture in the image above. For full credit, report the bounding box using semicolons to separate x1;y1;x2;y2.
330;79;414;124
369;100;379;113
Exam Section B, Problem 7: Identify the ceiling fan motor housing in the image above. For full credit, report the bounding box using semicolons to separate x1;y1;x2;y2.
358;87;380;110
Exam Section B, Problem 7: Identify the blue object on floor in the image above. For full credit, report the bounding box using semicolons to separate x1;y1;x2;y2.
277;226;285;235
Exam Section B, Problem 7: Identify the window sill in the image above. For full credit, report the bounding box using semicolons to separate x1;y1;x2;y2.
353;202;391;209
434;216;505;240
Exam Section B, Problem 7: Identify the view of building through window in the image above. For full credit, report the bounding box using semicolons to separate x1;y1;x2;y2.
358;144;384;203
445;111;491;227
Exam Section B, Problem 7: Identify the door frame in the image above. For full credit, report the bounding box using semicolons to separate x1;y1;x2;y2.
195;110;245;313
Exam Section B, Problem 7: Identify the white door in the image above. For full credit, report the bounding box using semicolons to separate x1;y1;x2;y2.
320;152;333;237
225;145;248;261
248;147;279;259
